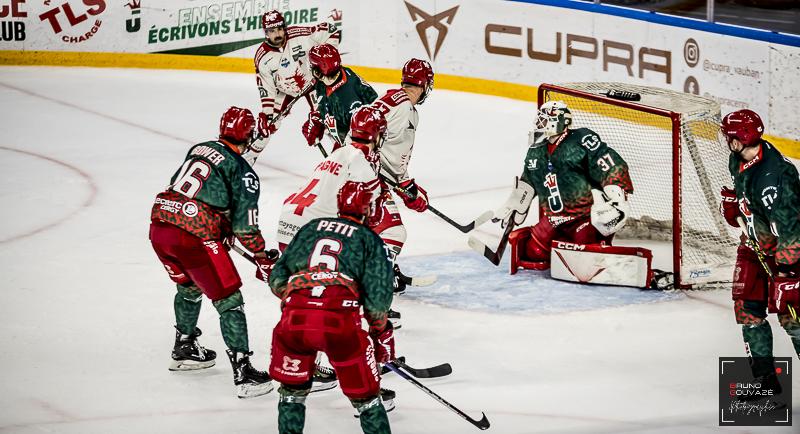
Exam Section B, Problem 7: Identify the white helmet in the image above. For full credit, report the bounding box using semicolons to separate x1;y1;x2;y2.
529;101;572;147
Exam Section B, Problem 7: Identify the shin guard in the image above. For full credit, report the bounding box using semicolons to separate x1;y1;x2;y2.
174;283;203;335
213;290;249;353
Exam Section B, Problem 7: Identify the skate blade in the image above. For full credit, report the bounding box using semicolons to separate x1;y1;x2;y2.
169;359;216;371
236;381;275;399
309;379;338;393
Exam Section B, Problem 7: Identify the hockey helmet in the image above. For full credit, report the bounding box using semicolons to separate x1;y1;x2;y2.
219;106;256;144
402;58;434;104
337;181;374;221
720;109;764;147
531;101;572;146
309;44;342;81
262;10;286;47
350;106;388;146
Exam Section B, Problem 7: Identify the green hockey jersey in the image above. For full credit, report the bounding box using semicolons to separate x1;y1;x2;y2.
151;140;266;253
314;67;378;143
269;217;394;333
520;127;633;224
728;141;800;267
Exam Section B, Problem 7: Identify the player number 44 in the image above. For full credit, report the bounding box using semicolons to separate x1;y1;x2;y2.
286;179;319;216
597;153;616;172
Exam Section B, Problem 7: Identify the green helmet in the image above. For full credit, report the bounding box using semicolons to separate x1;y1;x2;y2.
529;101;572;147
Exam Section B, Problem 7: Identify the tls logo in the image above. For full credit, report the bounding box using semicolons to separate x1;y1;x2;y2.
543;173;564;213
243;172;259;193
527;158;538;170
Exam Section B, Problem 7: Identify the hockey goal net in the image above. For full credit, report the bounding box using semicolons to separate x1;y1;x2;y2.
539;82;738;288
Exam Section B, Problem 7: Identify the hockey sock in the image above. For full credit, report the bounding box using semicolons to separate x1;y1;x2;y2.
742;321;775;378
174;284;203;335
213;291;249;353
779;315;800;357
278;385;309;434
352;396;391;434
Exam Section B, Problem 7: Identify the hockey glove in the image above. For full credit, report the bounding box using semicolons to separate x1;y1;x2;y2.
257;112;278;140
254;249;280;283
302;111;324;146
720;186;740;228
396;179;428;212
590;184;630;236
373;322;395;364
771;274;800;317
492;177;535;228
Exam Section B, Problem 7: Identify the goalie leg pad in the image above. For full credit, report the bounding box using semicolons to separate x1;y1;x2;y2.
732;245;770;302
550;242;653;288
509;220;554;274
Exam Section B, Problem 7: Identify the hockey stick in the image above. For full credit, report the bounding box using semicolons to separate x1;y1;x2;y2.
304;93;330;158
380;356;452;378
737;217;797;320
395;267;437;287
384;361;490;430
232;244;257;265
381;175;492;233
467;212;517;266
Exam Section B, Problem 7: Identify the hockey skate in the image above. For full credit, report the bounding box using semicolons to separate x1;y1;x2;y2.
310;364;339;393
388;309;402;329
393;264;407;295
226;350;274;398
169;327;216;371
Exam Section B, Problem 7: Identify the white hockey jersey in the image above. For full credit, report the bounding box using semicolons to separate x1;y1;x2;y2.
372;89;418;184
276;144;380;246
254;21;340;120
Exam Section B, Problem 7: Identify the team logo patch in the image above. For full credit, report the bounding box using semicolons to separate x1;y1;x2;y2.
761;186;778;209
580;134;601;151
282;356;301;372
182;201;199;217
243;172;259;193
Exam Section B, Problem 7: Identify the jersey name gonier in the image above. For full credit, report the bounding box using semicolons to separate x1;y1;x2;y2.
316;220;357;237
190;145;227;165
315;160;342;175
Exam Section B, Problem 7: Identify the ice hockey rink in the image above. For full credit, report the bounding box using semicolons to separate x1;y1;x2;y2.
1;66;798;433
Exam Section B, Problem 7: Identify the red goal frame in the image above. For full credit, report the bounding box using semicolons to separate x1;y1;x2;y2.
538;83;688;288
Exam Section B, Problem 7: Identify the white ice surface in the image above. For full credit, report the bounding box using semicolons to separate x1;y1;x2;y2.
0;66;798;433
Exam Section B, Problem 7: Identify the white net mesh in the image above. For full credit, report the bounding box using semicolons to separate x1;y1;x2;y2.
541;82;739;287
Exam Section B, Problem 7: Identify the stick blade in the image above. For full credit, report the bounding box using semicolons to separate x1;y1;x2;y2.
471;412;491;430
468;236;500;265
470;211;494;230
410;274;438;287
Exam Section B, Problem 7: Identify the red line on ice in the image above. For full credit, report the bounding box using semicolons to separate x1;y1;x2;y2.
0;146;97;244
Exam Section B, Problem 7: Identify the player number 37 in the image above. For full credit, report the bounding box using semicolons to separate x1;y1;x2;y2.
596;153;616;172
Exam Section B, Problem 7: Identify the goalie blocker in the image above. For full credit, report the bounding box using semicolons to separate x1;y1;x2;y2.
549;241;654;288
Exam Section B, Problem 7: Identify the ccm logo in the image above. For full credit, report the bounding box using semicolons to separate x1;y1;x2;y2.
555;241;585;251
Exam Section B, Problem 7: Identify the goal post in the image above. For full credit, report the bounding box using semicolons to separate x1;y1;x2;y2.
538;82;739;288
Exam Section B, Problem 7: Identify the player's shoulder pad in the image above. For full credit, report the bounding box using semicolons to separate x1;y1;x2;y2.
286;26;313;39
254;42;276;68
379;89;410;108
573;127;604;152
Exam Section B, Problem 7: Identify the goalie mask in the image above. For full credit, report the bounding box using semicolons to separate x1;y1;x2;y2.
529;101;572;147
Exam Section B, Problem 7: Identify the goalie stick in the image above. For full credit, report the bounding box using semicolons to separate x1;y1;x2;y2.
384;361;490;430
468;211;517;266
380;356;452;378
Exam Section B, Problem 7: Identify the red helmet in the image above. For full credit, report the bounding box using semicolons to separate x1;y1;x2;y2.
402;58;434;104
721;109;764;146
219;107;255;144
262;10;285;31
337;181;374;220
350;106;387;144
309;44;341;78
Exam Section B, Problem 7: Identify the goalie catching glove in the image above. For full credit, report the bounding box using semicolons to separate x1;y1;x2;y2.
590;185;630;236
492;177;535;228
